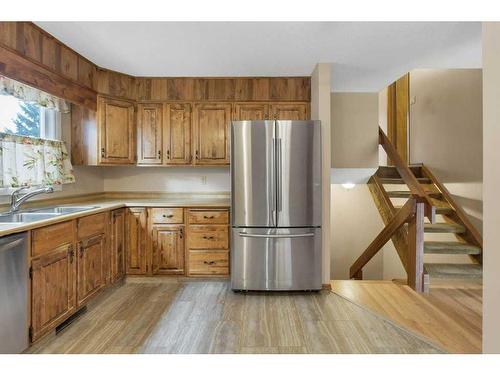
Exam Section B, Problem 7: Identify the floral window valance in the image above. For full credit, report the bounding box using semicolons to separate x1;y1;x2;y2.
0;133;75;188
0;76;70;113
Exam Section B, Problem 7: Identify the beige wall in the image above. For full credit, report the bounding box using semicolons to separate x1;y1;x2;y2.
103;167;230;193
331;93;379;168
311;63;332;284
409;69;483;233
331;184;385;280
482;22;500;354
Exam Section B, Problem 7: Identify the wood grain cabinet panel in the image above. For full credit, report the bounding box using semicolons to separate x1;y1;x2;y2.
270;102;309;120
77;234;105;307
152;225;185;275
125;208;148;275
188;210;229;225
77;212;108;239
164;103;192;165
192;102;232;165
188;250;229;276
150;208;184;224
233;103;269;121
31;243;76;342
137;103;163;165
32;221;75;257
98;96;136;164
110;209;126;283
188;225;229;250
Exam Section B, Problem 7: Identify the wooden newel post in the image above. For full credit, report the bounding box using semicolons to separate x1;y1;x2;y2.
407;201;425;292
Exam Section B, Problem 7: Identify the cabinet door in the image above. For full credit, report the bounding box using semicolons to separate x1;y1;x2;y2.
152;225;185;275
77;234;105;307
233;103;269;121
193;102;232;165
270;102;309;120
125;208;148;275
137;103;163;165
31;243;76;342
111;208;125;283
98;96;136;164
164;103;192;165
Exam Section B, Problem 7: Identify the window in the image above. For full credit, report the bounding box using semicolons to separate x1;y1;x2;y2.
0;95;61;140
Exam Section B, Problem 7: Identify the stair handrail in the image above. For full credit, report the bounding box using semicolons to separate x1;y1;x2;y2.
379;127;436;224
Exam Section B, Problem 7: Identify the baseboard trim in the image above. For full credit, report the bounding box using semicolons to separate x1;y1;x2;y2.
322;283;332;290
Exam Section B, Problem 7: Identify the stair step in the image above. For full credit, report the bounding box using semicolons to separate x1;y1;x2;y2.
425;263;482;279
395;204;453;214
424;223;466;234
376;166;424;179
379;177;432;184
387;190;442;198
424;241;481;255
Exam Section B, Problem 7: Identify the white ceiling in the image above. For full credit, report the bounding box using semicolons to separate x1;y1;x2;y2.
35;22;482;92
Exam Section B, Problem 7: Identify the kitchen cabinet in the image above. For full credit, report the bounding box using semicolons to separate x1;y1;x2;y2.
98;96;136;164
76;234;105;307
137;103;163;165
125;208;148;275
110;208;126;282
233;103;269;121
31;242;77;342
270;102;309;120
164;103;192;165
187;209;230;276
192;102;232;165
151;225;185;275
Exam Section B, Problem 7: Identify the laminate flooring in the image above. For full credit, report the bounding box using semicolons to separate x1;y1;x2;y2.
28;278;443;354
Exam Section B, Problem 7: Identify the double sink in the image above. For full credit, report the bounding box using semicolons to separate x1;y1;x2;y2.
0;206;99;224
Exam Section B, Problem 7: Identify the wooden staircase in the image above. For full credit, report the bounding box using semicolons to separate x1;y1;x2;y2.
350;128;482;292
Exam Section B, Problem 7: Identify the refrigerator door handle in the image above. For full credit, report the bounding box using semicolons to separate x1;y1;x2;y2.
271;137;276;225
277;137;282;213
238;232;315;238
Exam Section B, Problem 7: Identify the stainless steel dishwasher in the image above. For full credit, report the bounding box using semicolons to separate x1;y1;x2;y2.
0;232;29;353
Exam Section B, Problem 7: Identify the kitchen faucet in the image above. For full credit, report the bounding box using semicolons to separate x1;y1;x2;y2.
7;186;54;213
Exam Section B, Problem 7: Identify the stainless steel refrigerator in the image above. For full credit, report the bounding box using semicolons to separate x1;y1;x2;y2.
231;120;322;291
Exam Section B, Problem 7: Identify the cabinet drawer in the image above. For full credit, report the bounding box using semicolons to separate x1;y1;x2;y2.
188;250;229;276
188;225;228;249
150;208;184;224
188;210;229;224
32;221;75;257
77;212;108;239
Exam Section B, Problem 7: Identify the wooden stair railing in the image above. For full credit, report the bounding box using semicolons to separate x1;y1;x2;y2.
349;127;434;292
349;198;426;292
379;127;436;224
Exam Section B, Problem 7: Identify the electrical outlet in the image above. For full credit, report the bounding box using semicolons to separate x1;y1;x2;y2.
201;176;207;185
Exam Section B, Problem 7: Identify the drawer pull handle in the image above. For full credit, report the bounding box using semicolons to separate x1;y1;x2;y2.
203;215;215;219
202;236;215;240
162;214;174;218
203;261;216;265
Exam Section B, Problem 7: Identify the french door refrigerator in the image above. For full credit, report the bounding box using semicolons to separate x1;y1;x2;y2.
231;120;322;291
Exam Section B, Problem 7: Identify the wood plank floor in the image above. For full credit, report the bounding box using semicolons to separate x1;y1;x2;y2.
28;278;443;354
331;280;482;354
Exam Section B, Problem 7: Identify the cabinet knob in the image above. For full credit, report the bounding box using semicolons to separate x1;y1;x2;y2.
101;148;105;158
166;150;170;159
195;150;199;160
162;214;174;218
203;261;216;265
158;150;162;159
203;215;215;219
179;227;183;239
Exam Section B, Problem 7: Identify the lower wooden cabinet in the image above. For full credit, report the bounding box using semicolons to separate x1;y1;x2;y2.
125;208;148;275
77;234;106;307
151;224;185;275
110;208;126;282
188;250;229;276
31;243;77;341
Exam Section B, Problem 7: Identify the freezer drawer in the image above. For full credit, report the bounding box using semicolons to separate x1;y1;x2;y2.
231;227;322;291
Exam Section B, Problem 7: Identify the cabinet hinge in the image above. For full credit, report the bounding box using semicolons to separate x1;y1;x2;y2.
29;326;33;341
29;267;33;279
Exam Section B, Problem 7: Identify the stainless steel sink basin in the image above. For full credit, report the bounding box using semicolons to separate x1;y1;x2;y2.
31;206;99;215
0;212;61;223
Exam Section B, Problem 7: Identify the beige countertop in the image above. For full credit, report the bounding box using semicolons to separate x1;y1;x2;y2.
0;195;230;238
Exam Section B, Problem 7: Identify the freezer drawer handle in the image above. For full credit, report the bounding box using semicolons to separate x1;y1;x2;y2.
238;232;314;238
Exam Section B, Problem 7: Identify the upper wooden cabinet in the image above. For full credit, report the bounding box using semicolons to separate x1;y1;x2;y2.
98;96;136;164
137;103;163;165
270;103;309;120
164;103;192;165
233;103;269;121
192;102;232;165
